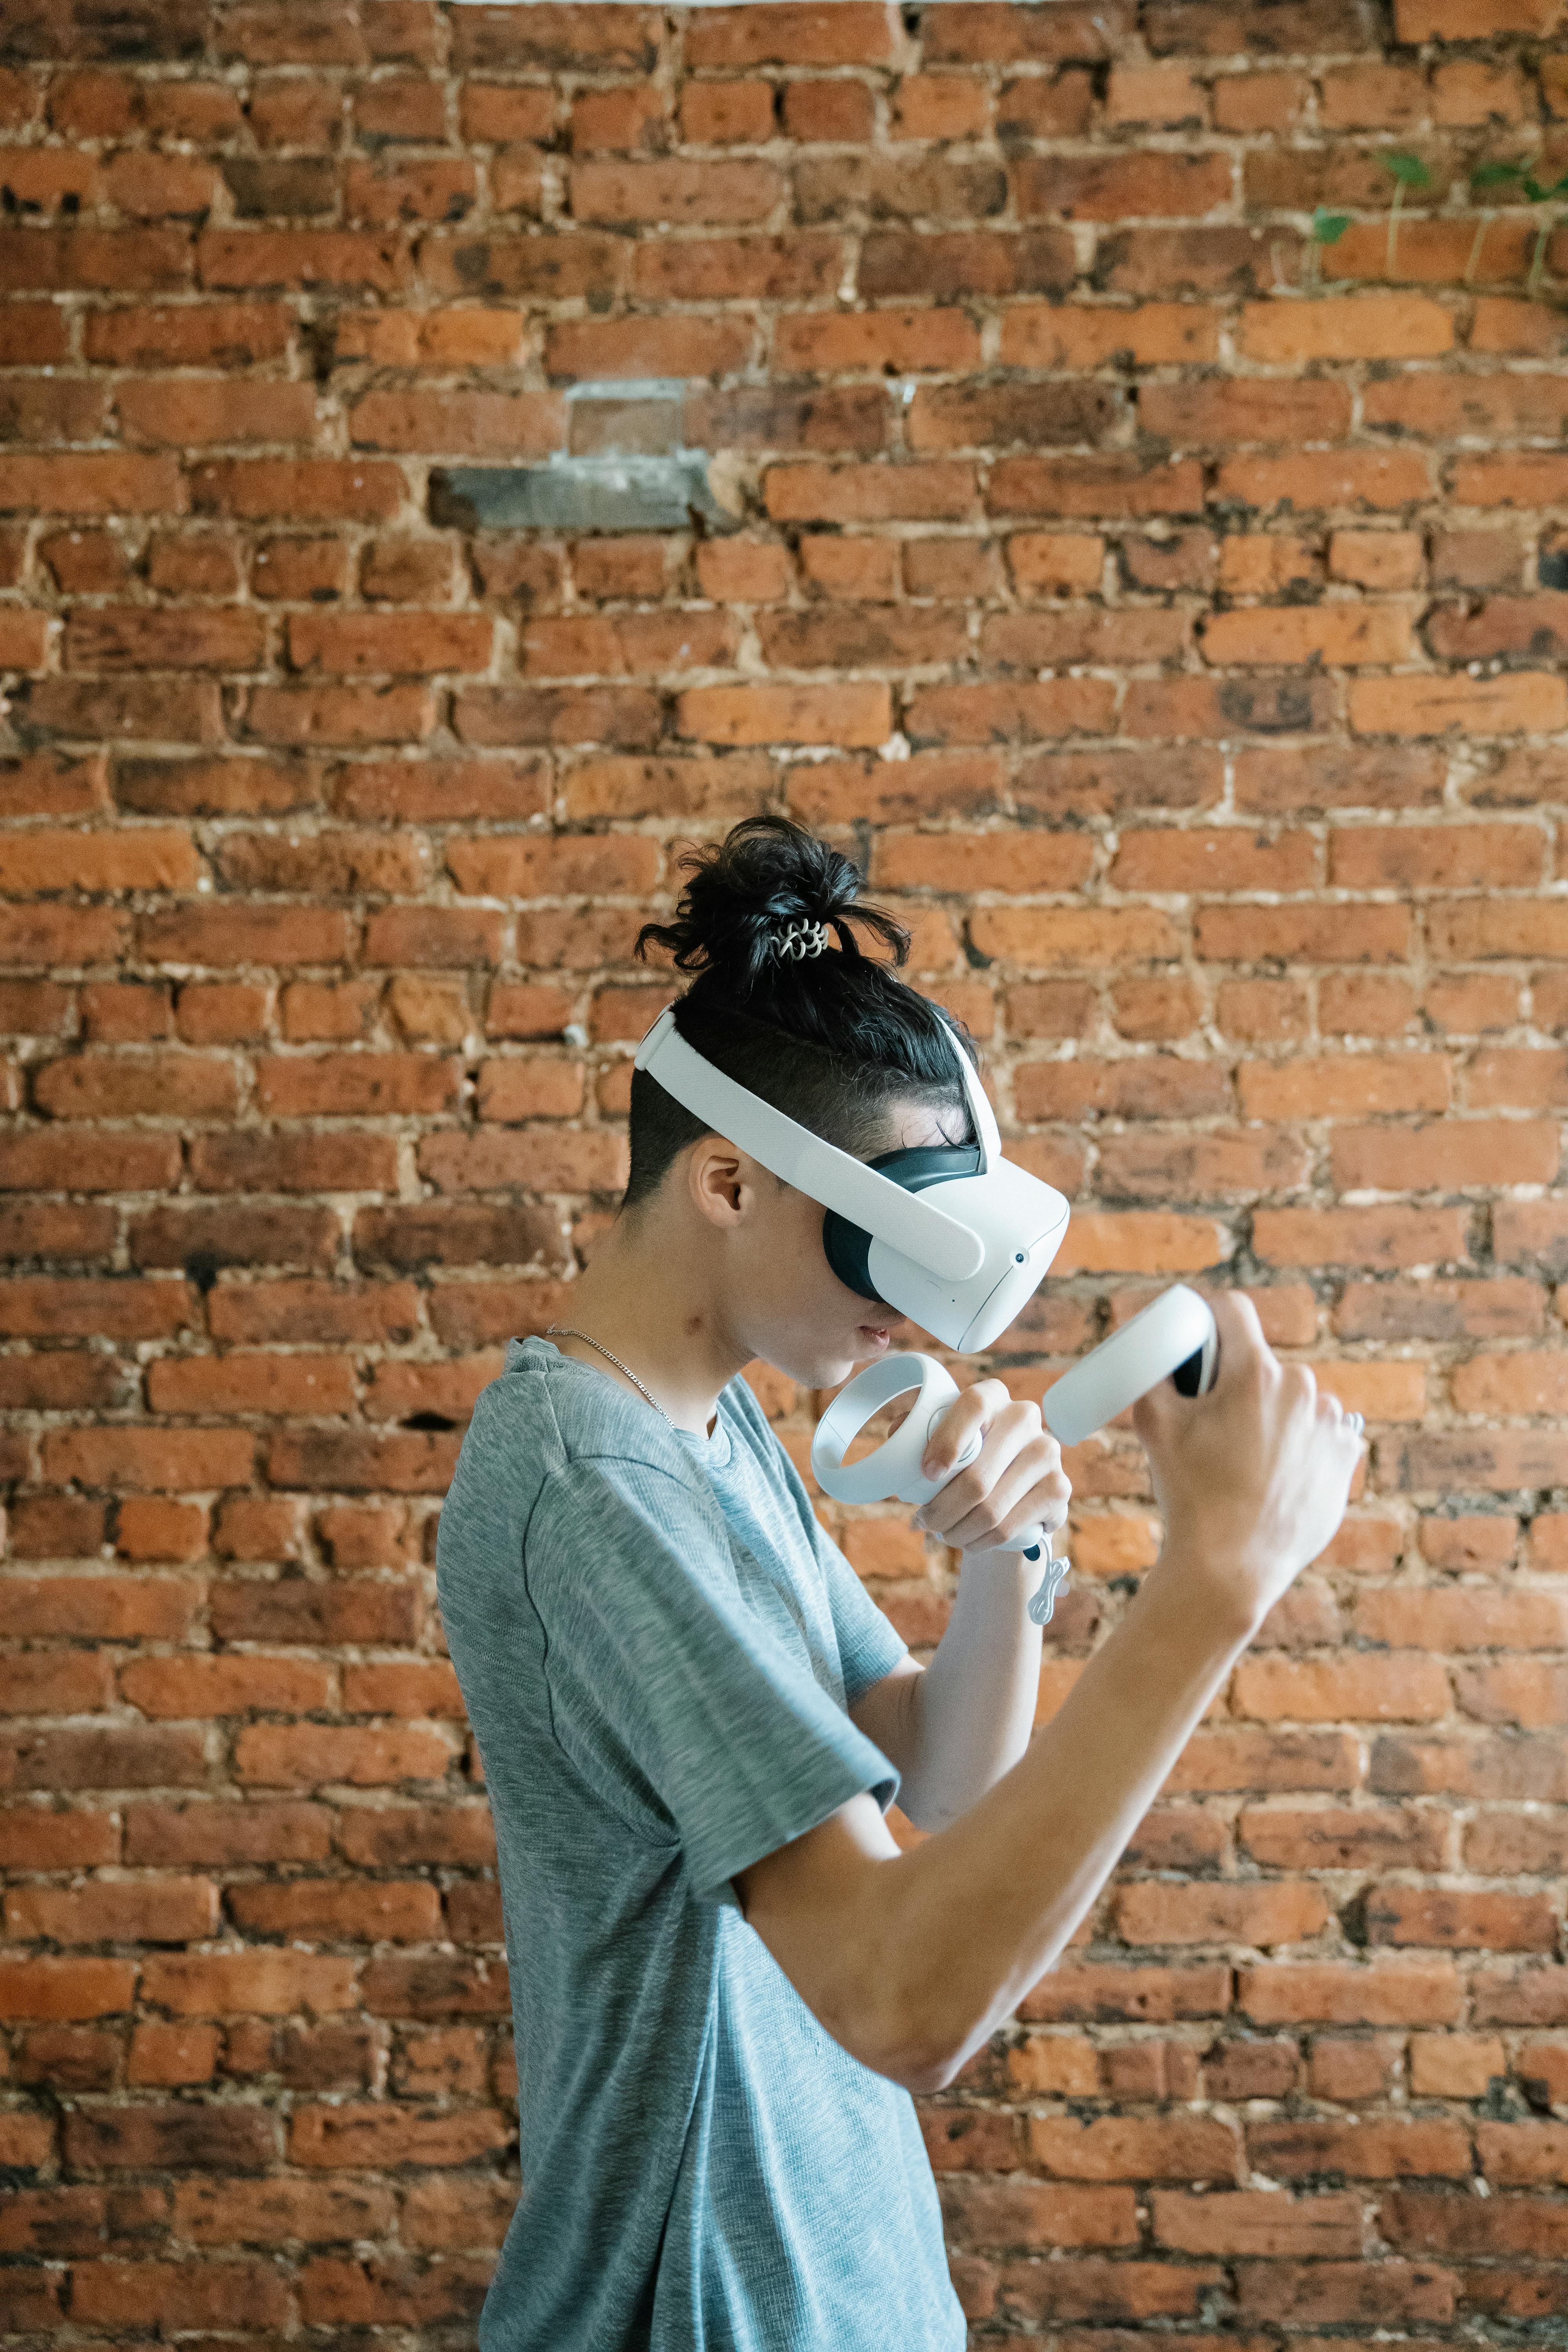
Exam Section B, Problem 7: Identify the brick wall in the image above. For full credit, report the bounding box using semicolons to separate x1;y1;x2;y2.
2;0;1567;2339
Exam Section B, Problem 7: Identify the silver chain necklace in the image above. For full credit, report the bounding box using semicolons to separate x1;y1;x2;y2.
543;1325;676;1428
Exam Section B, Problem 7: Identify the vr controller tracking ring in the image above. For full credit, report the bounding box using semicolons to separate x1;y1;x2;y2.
811;1352;1060;1598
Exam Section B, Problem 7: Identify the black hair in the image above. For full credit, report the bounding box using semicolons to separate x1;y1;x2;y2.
621;814;980;1216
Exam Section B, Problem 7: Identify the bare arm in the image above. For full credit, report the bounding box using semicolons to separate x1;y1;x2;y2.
849;1373;1073;1830
739;1293;1363;2094
744;1542;1252;2091
851;1551;1046;1833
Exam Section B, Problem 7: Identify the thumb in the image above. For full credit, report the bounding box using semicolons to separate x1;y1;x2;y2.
1132;1376;1183;1452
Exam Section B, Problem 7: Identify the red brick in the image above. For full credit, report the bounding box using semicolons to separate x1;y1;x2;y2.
1367;1887;1557;1950
0;1809;118;1872
0;1958;136;2019
113;1494;207;1563
187;1129;394;1193
334;756;547;826
13;2050;109;2114
546;316;751;382
341;1655;463;1714
907;680;1116;747
572;154;781;226
1397;0;1558;29
42;1425;255;1493
1152;2189;1360;2256
1250;1214;1476;1270
1027;2113;1242;2183
127;2021;221;2085
0;452;183;515
230;1878;442;1942
120;1646;334;1722
2;1569;196;1639
249;1053;460;1118
1240;2256;1456;2325
230;1718;459;1789
1382;2184;1568;2253
766;461;976;524
205;1280;419;1350
1201;603;1414;667
6;1877;217;1945
188;458;403;521
130;1955;355;2032
288;2101;510;2169
1331;1118;1560;1193
1234;1654;1451;1721
1250;2114;1470;2180
34;1054;237;1124
288;612;494;677
1238;1055;1450;1121
1352;672;1568;738
676;682;890;749
1454;1659;1568;1727
1240;1804;1444;1871
1464;1047;1568;1109
775;77;872;140
170;2172;394;2249
1115;1882;1329;1947
122;1799;329;1869
685;4;894;64
776;309;980;375
1112;828;1319;895
1406;1436;1568;1508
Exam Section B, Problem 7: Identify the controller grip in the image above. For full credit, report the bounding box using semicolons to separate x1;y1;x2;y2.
1042;1284;1218;1447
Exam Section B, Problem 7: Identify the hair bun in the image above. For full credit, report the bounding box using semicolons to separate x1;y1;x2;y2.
635;814;906;996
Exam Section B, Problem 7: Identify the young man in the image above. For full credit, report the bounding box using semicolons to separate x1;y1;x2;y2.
437;1072;1361;2350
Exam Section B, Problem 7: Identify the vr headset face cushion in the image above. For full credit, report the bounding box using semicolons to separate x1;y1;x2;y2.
821;1143;983;1304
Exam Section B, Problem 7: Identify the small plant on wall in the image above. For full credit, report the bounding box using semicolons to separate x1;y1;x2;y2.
1381;151;1433;275
1272;205;1350;297
1466;156;1568;296
1306;203;1350;292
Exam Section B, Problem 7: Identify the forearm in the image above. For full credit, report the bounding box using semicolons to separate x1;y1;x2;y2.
898;1550;1044;1832
875;1548;1256;2088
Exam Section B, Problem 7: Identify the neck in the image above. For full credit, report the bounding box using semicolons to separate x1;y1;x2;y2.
548;1217;740;1440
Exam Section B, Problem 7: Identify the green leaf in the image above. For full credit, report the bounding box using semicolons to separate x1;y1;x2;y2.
1470;160;1524;190
1383;151;1433;188
1522;176;1548;204
1310;206;1352;244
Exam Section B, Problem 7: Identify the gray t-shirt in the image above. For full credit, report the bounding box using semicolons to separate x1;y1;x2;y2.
436;1333;966;2352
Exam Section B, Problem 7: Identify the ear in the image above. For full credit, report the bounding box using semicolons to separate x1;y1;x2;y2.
687;1135;753;1227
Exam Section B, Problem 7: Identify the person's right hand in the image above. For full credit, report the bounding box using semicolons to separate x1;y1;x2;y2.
1131;1289;1362;1635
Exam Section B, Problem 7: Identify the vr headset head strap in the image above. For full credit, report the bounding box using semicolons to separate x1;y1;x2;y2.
633;1005;986;1284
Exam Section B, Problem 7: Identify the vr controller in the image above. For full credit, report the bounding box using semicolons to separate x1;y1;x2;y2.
1041;1283;1219;1446
811;1287;1219;1626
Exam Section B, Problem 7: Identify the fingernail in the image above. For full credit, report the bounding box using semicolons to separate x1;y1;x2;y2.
922;1455;938;1478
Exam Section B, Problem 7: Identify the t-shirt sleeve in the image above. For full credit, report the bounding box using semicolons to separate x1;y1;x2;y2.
524;1455;901;1902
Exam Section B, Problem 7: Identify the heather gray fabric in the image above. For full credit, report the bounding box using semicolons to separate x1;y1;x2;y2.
436;1333;966;2352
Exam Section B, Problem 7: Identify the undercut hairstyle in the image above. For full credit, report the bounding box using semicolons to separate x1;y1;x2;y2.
621;814;980;1217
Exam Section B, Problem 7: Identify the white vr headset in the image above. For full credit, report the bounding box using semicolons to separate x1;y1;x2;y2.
632;1002;1071;1352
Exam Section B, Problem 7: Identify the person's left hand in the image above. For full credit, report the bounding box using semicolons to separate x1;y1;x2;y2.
891;1378;1071;1558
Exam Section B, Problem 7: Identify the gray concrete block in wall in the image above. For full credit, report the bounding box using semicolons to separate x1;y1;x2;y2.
429;453;742;535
